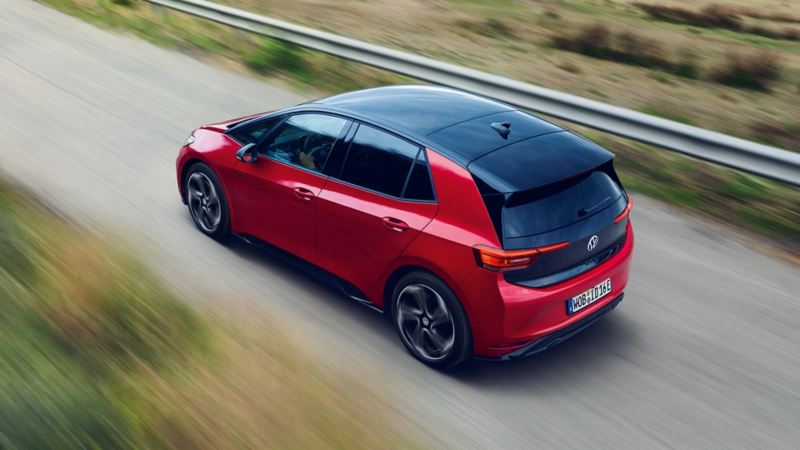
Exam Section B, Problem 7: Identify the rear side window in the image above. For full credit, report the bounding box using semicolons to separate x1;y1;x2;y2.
502;170;623;238
403;152;435;201
226;115;283;145
338;125;421;198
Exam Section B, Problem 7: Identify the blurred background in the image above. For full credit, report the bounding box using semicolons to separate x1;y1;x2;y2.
1;0;799;448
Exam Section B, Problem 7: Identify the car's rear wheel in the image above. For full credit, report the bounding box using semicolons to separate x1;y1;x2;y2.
185;163;230;240
391;271;472;369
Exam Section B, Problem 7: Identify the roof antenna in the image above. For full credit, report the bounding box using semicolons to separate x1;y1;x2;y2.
491;121;511;139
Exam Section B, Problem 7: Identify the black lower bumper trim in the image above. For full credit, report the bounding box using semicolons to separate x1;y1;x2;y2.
490;293;624;361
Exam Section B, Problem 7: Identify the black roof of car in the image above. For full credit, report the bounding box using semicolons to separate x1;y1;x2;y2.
314;86;566;163
312;85;615;192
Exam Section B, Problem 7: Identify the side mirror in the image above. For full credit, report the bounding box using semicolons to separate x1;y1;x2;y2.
236;143;258;163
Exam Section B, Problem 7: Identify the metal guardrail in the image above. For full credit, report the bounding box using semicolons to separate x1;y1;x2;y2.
149;0;800;186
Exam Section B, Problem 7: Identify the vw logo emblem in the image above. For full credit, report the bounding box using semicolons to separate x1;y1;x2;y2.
587;235;599;252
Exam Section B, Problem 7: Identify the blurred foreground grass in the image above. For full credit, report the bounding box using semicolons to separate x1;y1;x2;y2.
39;0;800;253
0;181;412;448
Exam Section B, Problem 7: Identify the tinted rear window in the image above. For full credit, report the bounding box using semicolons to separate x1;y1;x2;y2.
502;170;623;238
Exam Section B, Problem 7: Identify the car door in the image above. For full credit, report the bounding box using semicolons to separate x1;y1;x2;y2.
233;113;351;263
315;123;438;293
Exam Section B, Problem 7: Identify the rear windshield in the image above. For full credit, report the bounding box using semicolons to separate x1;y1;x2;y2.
502;169;623;238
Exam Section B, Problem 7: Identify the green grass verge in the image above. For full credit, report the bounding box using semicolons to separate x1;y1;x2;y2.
0;181;413;448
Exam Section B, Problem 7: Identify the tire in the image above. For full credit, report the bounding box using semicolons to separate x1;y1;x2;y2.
184;162;231;241
391;271;472;369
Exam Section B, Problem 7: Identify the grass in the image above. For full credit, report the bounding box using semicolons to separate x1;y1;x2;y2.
0;180;413;448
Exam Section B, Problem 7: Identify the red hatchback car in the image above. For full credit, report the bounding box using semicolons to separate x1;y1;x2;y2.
177;86;634;368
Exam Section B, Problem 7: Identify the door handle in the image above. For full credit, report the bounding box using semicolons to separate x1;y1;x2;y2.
293;187;315;201
382;216;409;232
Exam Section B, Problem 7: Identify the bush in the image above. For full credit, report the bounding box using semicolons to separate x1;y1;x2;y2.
244;38;309;76
552;24;697;77
636;3;800;41
455;17;516;38
712;52;783;91
635;3;742;30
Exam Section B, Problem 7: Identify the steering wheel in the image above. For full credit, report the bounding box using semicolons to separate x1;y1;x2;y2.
300;134;325;157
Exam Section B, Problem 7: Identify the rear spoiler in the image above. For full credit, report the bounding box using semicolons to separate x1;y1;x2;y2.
468;131;614;194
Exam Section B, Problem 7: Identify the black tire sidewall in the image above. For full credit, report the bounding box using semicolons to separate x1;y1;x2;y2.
185;162;231;240
391;271;472;369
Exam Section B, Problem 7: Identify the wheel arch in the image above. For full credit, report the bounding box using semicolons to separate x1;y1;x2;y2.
179;158;206;203
381;264;475;331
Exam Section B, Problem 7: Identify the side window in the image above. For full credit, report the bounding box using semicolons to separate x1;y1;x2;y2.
403;151;435;201
226;115;283;145
262;114;349;173
338;125;420;198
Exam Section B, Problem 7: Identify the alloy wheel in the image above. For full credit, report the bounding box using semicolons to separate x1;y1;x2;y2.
187;172;221;233
396;283;456;361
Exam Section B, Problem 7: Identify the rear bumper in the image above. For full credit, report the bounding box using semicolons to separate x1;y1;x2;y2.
484;293;623;361
462;221;634;358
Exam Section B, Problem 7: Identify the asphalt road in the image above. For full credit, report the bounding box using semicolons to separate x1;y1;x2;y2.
2;1;799;448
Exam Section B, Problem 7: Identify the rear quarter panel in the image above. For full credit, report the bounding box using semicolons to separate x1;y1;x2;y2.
367;149;499;322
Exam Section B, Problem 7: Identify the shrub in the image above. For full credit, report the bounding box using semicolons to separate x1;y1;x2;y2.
244;38;308;76
636;3;800;41
635;3;742;30
552;24;698;77
455;18;516;38
712;52;783;91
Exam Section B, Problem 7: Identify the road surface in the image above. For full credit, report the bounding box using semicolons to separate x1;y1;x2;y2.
1;1;799;448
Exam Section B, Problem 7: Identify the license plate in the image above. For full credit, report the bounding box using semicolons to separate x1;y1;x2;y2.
567;278;612;314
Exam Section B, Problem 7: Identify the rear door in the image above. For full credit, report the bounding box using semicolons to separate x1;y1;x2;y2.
315;123;438;292
233;113;350;263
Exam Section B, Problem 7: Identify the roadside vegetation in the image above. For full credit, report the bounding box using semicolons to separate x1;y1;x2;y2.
551;24;700;79
38;0;800;253
634;3;800;41
0;180;413;448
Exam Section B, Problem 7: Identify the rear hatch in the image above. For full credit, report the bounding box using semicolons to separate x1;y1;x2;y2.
469;131;630;287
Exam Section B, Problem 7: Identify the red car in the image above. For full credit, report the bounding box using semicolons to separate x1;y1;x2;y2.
177;86;634;368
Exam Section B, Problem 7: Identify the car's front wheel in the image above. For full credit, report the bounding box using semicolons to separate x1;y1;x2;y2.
185;163;230;241
391;271;472;369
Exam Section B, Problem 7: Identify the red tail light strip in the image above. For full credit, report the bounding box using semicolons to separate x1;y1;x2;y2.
474;242;570;272
614;196;634;224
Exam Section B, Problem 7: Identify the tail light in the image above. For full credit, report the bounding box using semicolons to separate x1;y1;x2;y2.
614;195;633;223
473;242;570;272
